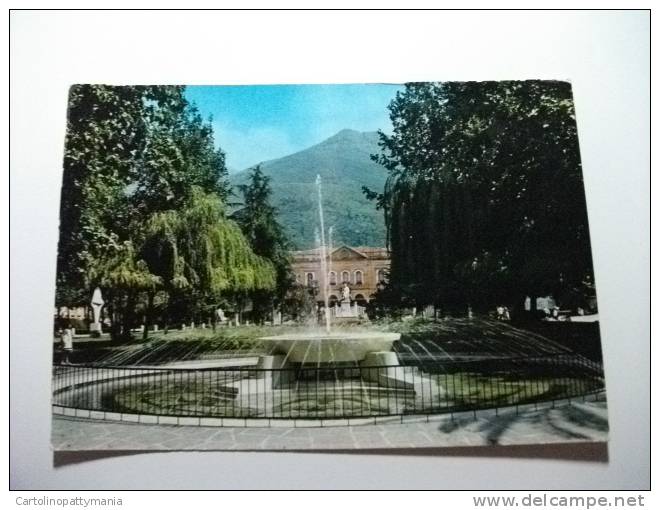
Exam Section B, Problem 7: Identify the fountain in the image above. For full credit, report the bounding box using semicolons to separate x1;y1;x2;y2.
258;175;400;367
258;331;400;363
52;176;604;424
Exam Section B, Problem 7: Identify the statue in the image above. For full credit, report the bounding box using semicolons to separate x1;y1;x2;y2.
90;287;104;336
342;283;351;302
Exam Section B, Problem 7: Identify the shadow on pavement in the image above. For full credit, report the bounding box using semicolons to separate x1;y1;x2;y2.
54;440;607;468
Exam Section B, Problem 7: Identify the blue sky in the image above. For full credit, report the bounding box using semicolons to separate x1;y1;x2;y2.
185;84;403;172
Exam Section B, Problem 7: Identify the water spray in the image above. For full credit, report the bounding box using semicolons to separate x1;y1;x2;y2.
316;175;331;333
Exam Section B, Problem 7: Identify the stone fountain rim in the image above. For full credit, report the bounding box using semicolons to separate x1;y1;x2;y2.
258;332;401;342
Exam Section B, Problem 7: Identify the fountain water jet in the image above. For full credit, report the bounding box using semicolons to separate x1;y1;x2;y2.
258;173;401;367
316;175;331;334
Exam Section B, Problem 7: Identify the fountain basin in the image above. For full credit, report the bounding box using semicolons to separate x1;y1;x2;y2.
259;332;401;363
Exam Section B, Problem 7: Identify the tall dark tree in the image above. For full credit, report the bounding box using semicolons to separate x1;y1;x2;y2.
368;81;594;313
232;166;293;321
57;85;151;307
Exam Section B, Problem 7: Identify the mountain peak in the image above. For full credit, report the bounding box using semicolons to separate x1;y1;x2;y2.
316;129;380;152
229;127;387;248
334;128;361;137
324;128;377;143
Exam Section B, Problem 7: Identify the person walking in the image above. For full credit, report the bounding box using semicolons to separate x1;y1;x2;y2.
61;325;74;364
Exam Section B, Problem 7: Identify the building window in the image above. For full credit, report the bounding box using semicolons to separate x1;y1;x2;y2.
306;273;315;286
295;273;301;283
329;271;337;285
355;294;367;306
354;270;363;285
377;269;387;283
341;271;350;283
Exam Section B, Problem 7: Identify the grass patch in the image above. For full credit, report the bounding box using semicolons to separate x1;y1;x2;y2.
437;372;600;410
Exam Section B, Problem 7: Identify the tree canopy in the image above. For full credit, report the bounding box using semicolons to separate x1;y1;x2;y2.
143;188;276;296
57;85;150;305
56;85;277;338
369;81;595;312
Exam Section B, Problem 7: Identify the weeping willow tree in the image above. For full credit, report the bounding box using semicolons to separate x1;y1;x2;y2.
88;241;162;340
368;81;593;314
140;188;276;333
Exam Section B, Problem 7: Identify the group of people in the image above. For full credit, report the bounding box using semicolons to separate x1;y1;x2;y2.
496;300;564;321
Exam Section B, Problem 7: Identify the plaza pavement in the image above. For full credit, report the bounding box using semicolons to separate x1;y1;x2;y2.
52;398;608;451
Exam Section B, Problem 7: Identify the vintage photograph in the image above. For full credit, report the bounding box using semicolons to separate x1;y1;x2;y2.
51;81;608;451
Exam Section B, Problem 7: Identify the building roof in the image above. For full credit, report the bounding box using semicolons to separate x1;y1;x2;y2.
291;245;389;262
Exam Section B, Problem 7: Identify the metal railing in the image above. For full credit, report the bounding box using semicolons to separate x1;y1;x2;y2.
52;354;605;421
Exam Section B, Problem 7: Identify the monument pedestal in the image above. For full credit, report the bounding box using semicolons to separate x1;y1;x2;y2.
332;299;364;323
338;300;353;317
89;322;102;337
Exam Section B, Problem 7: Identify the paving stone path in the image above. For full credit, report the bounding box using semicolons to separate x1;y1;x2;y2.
52;398;608;451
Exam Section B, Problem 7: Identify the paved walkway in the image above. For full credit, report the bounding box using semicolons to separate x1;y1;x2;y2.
52;399;608;451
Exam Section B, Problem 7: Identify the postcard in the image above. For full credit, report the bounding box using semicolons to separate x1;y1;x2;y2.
51;82;607;451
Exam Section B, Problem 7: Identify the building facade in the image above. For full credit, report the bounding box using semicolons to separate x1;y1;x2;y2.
291;245;390;306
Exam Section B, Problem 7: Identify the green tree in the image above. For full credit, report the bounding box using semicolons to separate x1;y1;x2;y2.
57;85;151;307
232;166;292;322
369;81;594;313
141;188;276;333
131;87;230;217
89;240;161;340
57;85;274;339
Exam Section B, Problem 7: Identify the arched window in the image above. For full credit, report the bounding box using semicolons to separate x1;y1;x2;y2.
341;271;350;283
377;269;387;284
329;271;337;285
355;294;367;306
354;270;363;285
306;273;315;286
328;294;339;306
